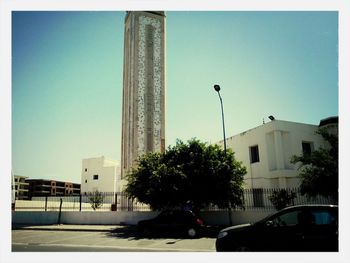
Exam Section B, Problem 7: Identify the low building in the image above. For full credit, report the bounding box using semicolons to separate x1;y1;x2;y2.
13;175;29;200
217;116;338;190
26;179;80;198
81;156;120;194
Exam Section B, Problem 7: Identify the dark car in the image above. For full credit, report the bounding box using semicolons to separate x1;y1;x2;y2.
137;210;204;238
216;205;338;252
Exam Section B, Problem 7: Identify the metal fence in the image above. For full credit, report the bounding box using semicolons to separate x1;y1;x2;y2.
14;192;151;212
232;187;334;211
14;188;335;212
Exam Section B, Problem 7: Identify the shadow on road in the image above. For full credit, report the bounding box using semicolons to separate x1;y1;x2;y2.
107;225;140;239
106;225;222;240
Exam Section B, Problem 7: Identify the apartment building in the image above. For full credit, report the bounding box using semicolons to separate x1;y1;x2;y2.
13;175;29;200
26;179;80;198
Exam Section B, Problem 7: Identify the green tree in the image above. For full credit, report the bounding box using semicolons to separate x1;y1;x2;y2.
125;139;247;210
269;189;296;210
88;190;104;210
291;128;338;203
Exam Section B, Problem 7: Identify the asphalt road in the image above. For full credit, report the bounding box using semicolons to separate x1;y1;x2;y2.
12;226;217;252
12;244;178;252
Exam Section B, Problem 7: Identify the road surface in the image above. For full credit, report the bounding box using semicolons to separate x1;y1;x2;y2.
12;226;217;252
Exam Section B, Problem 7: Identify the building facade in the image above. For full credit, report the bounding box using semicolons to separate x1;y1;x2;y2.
81;156;120;194
13;175;29;200
26;179;80;198
121;11;166;180
217;117;338;190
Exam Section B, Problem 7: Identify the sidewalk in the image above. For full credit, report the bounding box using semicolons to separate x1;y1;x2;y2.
12;224;124;232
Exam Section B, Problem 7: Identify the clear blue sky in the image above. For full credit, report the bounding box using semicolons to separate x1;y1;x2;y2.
12;11;338;183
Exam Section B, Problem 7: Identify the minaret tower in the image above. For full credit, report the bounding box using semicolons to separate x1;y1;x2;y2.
121;11;166;179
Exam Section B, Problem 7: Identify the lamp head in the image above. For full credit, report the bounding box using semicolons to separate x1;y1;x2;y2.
214;84;221;92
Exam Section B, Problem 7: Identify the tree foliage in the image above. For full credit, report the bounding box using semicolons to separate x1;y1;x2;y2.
269;189;296;210
125;139;247;210
291;128;338;203
88;190;104;210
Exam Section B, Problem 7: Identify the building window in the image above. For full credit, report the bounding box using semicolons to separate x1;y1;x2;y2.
93;175;99;180
85;179;87;183
85;168;88;172
302;141;313;156
250;145;260;163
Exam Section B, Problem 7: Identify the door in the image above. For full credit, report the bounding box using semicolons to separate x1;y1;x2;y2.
300;208;338;251
258;208;305;251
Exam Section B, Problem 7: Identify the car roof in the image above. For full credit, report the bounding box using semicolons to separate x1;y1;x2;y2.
280;204;338;210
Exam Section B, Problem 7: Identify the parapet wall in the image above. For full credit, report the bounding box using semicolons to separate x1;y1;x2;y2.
12;210;272;226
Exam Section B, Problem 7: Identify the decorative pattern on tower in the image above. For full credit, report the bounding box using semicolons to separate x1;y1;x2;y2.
121;11;166;179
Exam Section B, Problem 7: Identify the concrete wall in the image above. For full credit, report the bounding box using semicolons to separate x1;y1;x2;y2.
12;211;158;225
13;211;61;225
12;210;273;226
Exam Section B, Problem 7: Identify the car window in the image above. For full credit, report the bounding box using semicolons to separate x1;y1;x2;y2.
271;210;300;227
311;210;337;226
266;207;338;229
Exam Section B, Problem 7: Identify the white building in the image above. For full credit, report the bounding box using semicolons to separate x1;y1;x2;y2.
81;156;121;194
218;117;338;190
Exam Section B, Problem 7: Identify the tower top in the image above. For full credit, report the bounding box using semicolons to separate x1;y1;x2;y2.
126;11;165;15
145;11;165;16
125;11;165;20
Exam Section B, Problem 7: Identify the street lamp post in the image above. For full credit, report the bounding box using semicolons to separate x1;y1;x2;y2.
214;84;227;155
213;84;232;225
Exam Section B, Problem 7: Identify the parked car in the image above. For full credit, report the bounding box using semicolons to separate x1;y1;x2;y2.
137;210;204;238
216;205;338;252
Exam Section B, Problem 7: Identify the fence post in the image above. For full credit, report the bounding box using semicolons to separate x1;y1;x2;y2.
114;193;118;211
58;198;63;224
45;195;48;211
79;194;82;212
